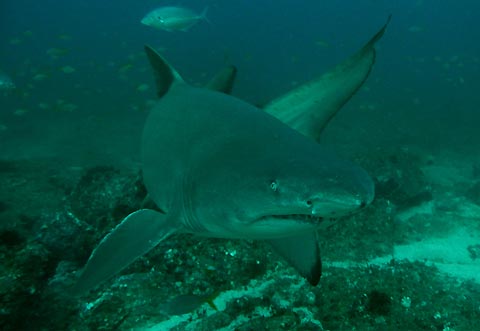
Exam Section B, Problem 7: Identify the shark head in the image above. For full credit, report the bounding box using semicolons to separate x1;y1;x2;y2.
187;127;374;240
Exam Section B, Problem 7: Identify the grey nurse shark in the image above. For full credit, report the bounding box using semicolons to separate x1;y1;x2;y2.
73;17;390;294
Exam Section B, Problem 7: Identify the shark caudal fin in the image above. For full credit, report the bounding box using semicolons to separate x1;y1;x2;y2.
72;209;176;295
263;15;391;142
266;232;322;285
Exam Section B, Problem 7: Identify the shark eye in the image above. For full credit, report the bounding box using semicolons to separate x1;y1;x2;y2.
270;180;279;192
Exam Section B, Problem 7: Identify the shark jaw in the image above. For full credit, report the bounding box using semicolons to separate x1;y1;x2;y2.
246;214;327;239
233;197;371;240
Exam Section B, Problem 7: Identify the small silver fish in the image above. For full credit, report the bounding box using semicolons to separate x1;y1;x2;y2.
0;71;15;91
141;6;209;32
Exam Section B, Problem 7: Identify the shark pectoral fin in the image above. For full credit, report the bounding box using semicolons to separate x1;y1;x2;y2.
72;209;176;295
144;45;185;98
266;232;322;286
205;65;237;94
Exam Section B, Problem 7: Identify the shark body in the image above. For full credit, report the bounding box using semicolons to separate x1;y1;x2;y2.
74;17;390;294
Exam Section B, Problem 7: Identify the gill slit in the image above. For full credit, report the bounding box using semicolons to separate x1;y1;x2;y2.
181;168;205;233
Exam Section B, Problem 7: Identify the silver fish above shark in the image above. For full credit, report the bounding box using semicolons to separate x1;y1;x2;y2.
73;17;390;295
141;6;209;32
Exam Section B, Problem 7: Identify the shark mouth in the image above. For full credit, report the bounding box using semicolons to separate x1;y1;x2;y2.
258;214;325;223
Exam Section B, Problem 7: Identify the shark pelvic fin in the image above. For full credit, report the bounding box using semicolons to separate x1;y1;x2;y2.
266;232;322;286
72;209;176;294
144;45;185;98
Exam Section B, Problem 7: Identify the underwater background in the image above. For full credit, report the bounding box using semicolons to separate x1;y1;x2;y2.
1;0;479;330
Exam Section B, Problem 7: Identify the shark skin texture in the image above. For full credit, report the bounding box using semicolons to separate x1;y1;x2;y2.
72;17;390;295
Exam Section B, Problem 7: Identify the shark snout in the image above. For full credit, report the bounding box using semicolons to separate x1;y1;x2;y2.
309;197;364;218
307;165;375;218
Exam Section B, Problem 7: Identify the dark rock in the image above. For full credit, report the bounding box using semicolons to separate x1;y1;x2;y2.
0;228;25;247
0;242;55;331
0;160;17;173
473;163;480;179
397;190;433;210
68;166;146;237
375;177;400;198
0;201;8;213
238;314;298;330
367;148;429;207
467;244;480;260
36;211;94;263
366;290;391;316
466;181;480;205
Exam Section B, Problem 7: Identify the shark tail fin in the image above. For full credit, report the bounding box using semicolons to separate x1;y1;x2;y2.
71;209;176;295
144;45;185;98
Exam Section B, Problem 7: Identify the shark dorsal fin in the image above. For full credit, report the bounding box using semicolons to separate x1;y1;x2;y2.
144;45;185;98
206;65;237;94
